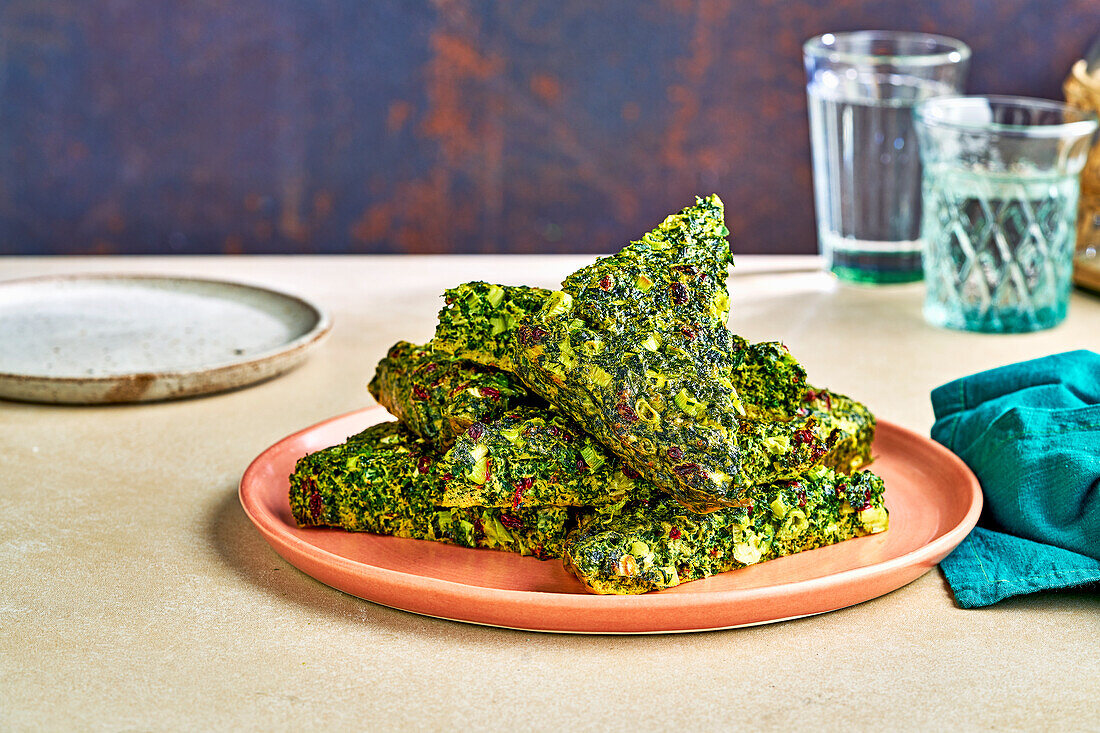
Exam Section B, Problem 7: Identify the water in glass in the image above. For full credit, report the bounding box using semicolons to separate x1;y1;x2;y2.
808;70;956;284
921;165;1078;332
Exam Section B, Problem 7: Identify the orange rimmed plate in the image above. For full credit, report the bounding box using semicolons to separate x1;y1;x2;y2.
240;406;981;633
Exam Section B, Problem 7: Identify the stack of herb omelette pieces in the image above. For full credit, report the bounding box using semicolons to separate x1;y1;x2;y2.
289;195;888;594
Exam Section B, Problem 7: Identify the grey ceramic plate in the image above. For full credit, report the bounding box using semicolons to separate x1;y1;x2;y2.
0;274;331;404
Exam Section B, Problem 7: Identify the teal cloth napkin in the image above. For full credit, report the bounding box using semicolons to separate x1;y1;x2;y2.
930;350;1100;608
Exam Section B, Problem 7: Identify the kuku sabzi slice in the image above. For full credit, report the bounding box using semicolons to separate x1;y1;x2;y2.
561;194;733;335
563;466;889;594
512;289;824;512
428;503;571;559
729;337;809;421
289;421;434;536
443;370;542;440
432;282;551;372
288;421;570;558
802;388;876;474
557;193;805;421
438;406;651;509
367;341;534;448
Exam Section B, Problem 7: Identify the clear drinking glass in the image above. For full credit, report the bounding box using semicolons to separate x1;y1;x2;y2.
914;96;1098;332
804;31;970;284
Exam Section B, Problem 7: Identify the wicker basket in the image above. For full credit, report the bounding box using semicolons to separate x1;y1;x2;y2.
1064;59;1100;291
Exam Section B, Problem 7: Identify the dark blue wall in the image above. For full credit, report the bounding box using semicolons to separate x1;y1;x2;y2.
1;1;1095;255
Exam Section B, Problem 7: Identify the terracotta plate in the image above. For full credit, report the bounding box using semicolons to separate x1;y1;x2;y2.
0;274;330;404
240;407;982;633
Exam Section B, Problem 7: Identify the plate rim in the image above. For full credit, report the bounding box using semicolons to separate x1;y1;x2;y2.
0;269;330;383
0;270;330;402
239;406;983;632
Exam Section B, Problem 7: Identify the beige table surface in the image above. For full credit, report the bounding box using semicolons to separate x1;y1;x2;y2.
2;255;1098;731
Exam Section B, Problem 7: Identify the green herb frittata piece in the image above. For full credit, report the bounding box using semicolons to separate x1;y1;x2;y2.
289;421;570;558
560;193;732;335
563;466;888;594
433;282;552;372
511;197;833;510
805;388;876;474
367;341;536;447
439;406;653;509
731;338;810;420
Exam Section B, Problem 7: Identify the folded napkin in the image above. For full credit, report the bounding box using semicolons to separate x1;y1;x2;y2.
930;350;1100;608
